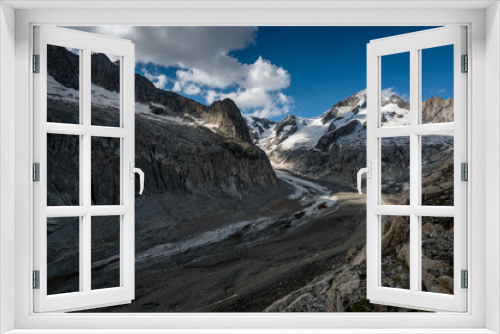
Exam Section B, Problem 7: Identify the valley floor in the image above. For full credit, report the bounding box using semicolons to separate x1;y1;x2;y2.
89;170;366;312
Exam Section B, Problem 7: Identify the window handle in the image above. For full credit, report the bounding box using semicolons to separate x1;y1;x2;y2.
129;162;145;195
357;162;371;194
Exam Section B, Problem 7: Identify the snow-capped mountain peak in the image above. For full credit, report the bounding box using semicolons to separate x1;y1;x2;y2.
251;89;413;163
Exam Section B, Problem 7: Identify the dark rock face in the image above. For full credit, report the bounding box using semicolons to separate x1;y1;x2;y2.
91;53;120;93
205;99;253;144
315;120;361;151
47;45;79;90
275;115;298;137
46;107;276;205
134;113;277;198
270;146;367;183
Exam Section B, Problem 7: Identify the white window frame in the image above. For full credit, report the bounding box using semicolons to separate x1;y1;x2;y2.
0;1;499;333
33;26;136;312
366;26;467;312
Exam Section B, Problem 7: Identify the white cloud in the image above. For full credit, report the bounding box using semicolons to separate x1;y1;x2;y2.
194;56;292;118
142;69;168;89
244;57;290;91
382;87;408;101
183;84;201;96
154;75;168;89
205;90;219;105
68;26;293;118
71;26;256;89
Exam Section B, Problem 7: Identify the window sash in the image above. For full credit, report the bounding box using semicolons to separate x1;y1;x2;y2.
33;25;136;313
366;26;468;312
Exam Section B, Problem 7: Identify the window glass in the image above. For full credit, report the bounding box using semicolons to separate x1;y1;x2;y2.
381;137;410;205
91;52;121;127
92;216;121;290
421;45;454;124
381;215;410;290
47;217;80;295
47;45;80;124
47;134;80;206
380;52;410;127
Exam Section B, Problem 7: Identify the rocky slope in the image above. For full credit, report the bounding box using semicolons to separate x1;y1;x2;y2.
265;157;454;312
46;47;279;295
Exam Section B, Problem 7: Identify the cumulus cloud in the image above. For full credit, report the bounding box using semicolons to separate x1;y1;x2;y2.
71;26;255;88
382;87;408;101
142;69;168;89
69;26;293;118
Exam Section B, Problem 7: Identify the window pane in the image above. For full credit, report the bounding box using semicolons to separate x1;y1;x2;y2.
421;216;454;295
381;215;410;290
91;216;121;290
91;137;121;205
47;217;80;295
421;134;454;206
47;45;80;124
381;137;410;205
380;52;410;127
421;45;454;124
47;134;80;206
91;52;121;127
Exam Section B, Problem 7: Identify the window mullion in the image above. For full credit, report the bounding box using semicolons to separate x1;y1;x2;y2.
82;47;92;294
409;47;420;294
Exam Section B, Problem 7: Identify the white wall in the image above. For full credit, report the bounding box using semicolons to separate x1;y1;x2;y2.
485;2;500;333
3;4;496;332
0;2;16;333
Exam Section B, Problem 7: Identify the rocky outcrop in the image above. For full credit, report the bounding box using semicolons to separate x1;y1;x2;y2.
321;90;366;124
205;99;253;143
422;97;454;124
135;113;277;198
275;115;298;137
382;94;410;110
265;242;415;312
315;120;361;151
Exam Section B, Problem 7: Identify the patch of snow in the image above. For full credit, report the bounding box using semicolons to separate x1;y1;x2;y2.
380;104;410;127
135;217;272;262
274;169;329;199
278;117;333;151
138;113;194;127
47;74;151;114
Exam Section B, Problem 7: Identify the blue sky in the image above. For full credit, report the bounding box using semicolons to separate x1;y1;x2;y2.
73;26;454;121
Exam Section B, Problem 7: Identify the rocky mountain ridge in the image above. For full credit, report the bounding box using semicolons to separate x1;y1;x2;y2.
48;45;253;144
252;89;453;183
47;46;278;202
